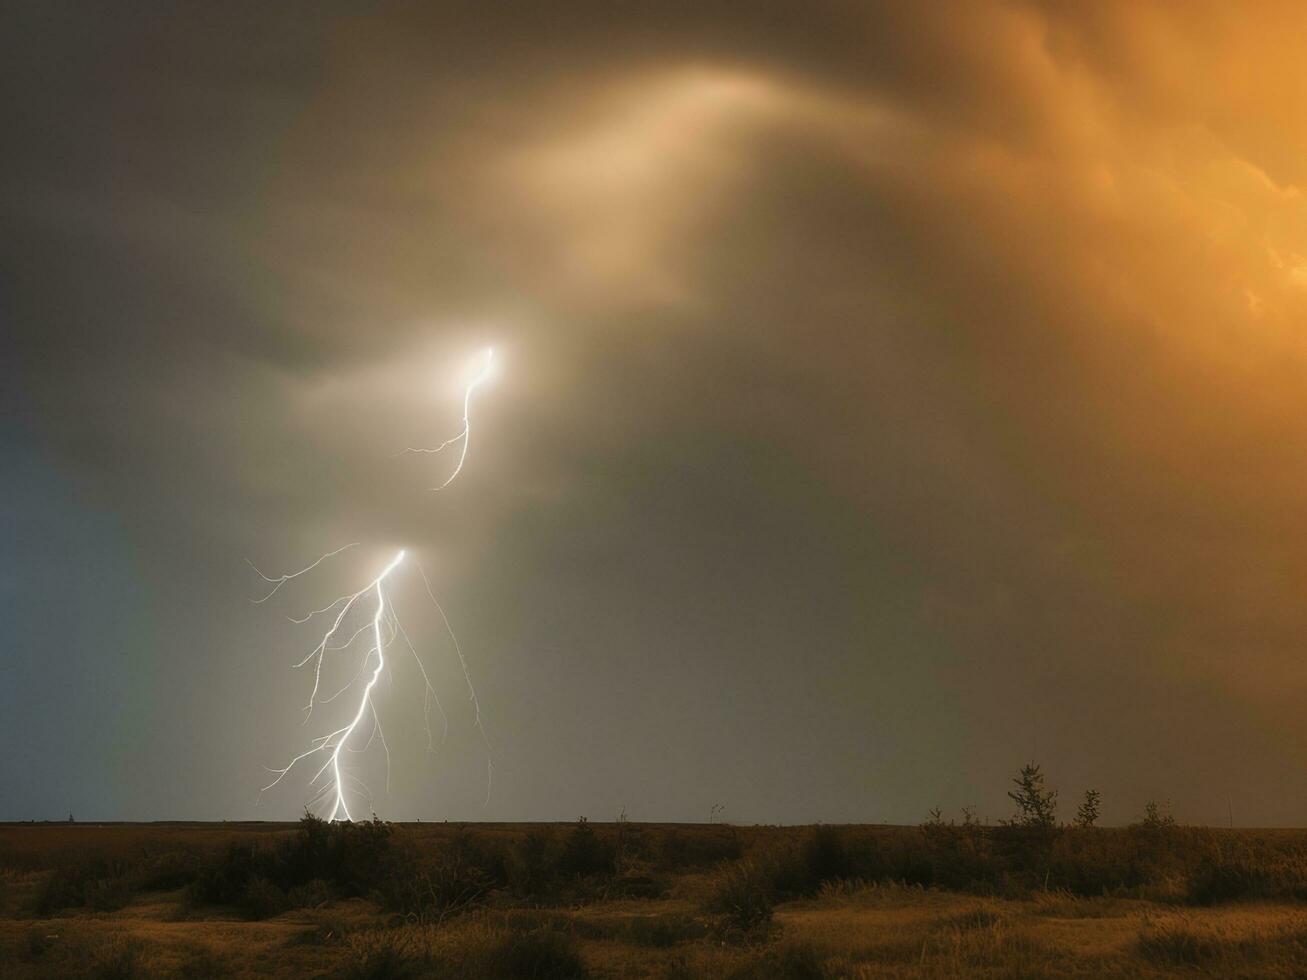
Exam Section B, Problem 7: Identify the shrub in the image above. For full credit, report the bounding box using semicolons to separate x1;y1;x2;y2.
558;818;614;878
1046;827;1146;896
617;911;707;947
33;860;138;915
89;938;144;980
287;877;333;910
383;827;507;921
921;810;995;891
377;855;494;923
87;874;138;912
339;931;425;980
283;813;394;896
1186;855;1279;905
239;875;288;920
1139;800;1176;831
188;841;262;907
657;829;743;871
705;859;775;935
133;847;203;891
759;844;812;898
802;825;850;885
189;813;400;913
486;927;589;979
505;829;556;898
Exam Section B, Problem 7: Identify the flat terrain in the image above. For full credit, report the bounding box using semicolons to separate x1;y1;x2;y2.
3;821;1307;978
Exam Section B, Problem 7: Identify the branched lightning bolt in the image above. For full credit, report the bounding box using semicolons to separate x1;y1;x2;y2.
246;543;359;604
399;347;494;489
257;348;498;821
260;550;405;821
323;549;402;820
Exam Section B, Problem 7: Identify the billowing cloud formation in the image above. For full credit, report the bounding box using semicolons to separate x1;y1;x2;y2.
5;1;1307;824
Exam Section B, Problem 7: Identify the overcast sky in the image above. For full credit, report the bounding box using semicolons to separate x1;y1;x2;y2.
6;1;1307;825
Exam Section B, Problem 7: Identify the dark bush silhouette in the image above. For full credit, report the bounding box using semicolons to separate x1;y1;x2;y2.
802;825;849;885
488;927;589;979
1138;800;1177;831
1075;790;1101;829
377;845;496;922
657;828;743;870
920;807;995;891
189;813;397;918
557;818;614;878
994;762;1059;875
34;857;140;915
1187;856;1275;905
706;859;775;934
31;775;1307;938
506;828;557;898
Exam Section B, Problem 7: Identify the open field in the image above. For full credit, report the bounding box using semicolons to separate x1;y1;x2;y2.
4;820;1307;978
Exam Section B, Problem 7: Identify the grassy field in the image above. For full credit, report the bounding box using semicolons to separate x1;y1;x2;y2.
4;819;1307;978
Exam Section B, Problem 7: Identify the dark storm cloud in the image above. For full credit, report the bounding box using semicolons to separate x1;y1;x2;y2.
5;1;1307;823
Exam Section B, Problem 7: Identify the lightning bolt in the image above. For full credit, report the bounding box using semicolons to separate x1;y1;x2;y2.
256;348;497;821
259;549;404;821
399;347;494;489
245;543;359;604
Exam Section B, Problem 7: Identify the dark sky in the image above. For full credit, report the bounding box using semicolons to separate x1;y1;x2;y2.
6;1;1307;825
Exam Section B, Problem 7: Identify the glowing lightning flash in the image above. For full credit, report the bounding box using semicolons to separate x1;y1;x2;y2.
255;348;497;821
259;549;404;821
257;547;489;820
326;549;402;821
400;347;494;489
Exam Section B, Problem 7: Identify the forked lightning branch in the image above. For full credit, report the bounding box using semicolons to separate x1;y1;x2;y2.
249;349;495;820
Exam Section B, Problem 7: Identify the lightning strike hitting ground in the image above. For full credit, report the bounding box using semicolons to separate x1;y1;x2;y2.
257;546;493;819
254;349;497;821
400;347;494;489
258;549;404;821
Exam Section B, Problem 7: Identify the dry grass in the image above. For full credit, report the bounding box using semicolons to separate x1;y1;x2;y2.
4;822;1307;977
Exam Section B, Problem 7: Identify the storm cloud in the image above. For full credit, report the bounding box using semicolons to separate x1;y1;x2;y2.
5;1;1307;824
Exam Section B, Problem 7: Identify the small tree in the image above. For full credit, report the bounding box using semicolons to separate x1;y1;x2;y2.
999;762;1059;876
1074;789;1101;828
1008;762;1057;829
1140;800;1175;830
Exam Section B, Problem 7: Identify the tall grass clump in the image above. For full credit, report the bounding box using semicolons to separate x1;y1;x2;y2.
1137;920;1224;966
705;858;775;935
